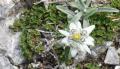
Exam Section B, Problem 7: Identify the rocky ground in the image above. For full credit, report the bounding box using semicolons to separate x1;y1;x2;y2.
0;0;120;69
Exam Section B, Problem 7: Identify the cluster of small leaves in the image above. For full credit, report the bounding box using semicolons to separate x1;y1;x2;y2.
56;0;119;26
85;63;100;69
76;63;100;69
11;3;68;60
90;13;120;45
110;0;120;9
20;29;43;60
11;4;67;31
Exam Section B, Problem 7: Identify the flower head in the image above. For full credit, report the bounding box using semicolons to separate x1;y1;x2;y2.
59;21;95;58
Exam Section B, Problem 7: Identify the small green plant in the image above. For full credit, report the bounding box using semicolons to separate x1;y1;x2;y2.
56;0;119;26
111;0;120;9
90;12;120;45
86;63;100;69
20;29;43;60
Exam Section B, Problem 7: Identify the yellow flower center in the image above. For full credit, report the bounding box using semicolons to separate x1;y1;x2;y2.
71;33;81;40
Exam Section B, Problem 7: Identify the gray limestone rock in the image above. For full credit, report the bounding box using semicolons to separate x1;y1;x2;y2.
117;48;120;55
75;51;87;62
0;0;15;17
115;66;120;69
91;41;113;58
0;56;14;69
91;46;107;58
7;32;24;65
0;0;24;69
0;16;24;66
104;47;119;65
104;41;113;47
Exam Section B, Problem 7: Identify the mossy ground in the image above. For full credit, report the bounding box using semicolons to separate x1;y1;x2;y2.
90;12;120;45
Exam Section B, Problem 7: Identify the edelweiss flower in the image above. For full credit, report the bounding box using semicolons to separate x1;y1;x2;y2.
59;21;95;58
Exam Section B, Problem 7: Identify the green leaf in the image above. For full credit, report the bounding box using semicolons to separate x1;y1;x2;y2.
70;0;86;11
67;15;73;21
83;19;90;28
84;8;97;19
86;0;91;7
69;2;79;9
76;64;81;69
86;63;100;69
78;0;86;10
56;5;74;17
97;7;119;12
63;46;70;62
69;12;82;23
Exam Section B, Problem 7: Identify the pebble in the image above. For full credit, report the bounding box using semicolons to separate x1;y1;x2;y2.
104;47;119;65
115;66;120;69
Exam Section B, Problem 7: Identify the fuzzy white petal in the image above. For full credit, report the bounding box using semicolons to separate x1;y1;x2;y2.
84;36;94;46
82;44;91;54
75;21;82;31
83;25;95;35
61;37;69;45
75;51;87;60
69;23;77;31
76;43;85;52
59;30;70;36
70;48;78;57
115;66;120;69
